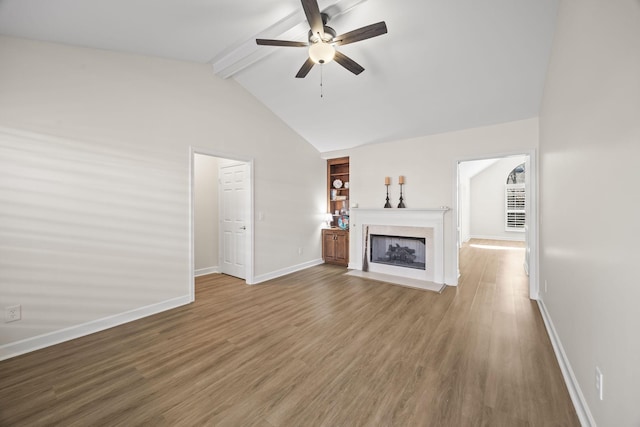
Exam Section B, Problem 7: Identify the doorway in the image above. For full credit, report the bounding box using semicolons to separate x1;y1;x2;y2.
454;150;538;299
191;149;254;300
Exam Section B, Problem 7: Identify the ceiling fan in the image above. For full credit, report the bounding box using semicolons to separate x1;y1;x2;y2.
256;0;387;78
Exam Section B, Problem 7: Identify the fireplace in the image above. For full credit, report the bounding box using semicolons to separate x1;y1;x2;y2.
349;208;448;291
370;234;426;270
363;224;433;281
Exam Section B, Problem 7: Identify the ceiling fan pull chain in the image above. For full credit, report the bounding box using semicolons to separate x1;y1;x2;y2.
320;64;324;98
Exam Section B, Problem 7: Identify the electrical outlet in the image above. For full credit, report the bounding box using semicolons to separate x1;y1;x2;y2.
595;366;603;400
5;305;21;323
298;247;303;255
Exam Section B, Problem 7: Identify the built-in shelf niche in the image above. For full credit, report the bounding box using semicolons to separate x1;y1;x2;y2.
327;157;349;224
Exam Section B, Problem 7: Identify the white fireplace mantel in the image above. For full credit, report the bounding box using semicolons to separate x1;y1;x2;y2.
349;208;449;285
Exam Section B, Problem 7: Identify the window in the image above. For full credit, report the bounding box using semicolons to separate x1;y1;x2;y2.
505;163;525;231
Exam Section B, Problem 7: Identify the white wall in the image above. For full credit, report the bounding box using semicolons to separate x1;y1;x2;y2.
0;36;325;358
470;156;526;241
194;154;218;274
539;0;640;425
459;174;471;244
338;118;538;284
458;158;499;244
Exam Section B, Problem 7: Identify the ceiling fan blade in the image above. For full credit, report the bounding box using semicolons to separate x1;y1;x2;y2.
334;51;364;75
256;39;308;47
334;21;388;46
301;0;325;38
295;57;315;78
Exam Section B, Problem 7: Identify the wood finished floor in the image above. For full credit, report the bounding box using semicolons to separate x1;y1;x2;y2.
0;239;579;426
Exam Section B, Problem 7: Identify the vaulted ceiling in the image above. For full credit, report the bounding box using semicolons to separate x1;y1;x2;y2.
0;0;559;153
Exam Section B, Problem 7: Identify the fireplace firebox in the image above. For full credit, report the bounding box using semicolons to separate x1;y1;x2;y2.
370;234;426;270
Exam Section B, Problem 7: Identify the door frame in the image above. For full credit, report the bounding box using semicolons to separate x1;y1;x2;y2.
452;148;538;299
189;147;255;301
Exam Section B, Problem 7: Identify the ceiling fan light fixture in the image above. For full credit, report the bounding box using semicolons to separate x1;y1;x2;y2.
308;41;335;64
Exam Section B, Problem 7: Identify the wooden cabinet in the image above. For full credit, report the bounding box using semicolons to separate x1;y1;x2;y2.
322;228;349;266
323;157;349;267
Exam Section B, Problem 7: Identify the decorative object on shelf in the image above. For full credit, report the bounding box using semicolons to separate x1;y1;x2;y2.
331;189;337;200
333;179;343;189
338;215;349;230
344;181;349;189
384;176;392;208
398;175;406;208
324;212;334;227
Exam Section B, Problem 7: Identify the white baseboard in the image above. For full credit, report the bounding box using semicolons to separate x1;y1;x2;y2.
195;266;219;277
444;273;459;286
469;234;525;242
250;258;324;284
0;295;191;361
537;299;595;427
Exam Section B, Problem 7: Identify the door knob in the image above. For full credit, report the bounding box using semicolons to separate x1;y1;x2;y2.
240;226;246;230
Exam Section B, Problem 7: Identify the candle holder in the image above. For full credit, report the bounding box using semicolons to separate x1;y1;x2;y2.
384;184;392;208
398;183;406;208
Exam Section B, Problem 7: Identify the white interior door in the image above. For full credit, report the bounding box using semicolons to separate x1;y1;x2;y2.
219;162;248;279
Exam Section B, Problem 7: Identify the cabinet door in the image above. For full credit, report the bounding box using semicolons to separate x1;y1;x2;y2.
323;231;337;262
334;232;348;264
